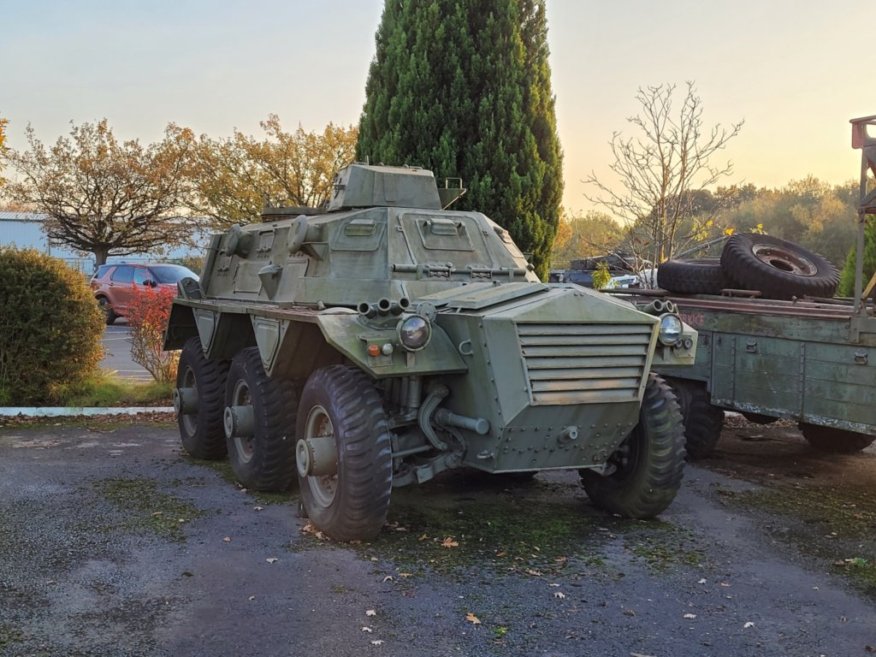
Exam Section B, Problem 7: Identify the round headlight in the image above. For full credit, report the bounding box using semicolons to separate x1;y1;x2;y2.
397;315;432;351
658;313;683;346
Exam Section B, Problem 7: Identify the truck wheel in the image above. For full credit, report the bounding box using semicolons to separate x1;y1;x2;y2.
657;259;727;295
176;337;229;460
296;365;392;541
799;424;875;454
668;379;724;460
580;374;686;519
741;412;778;425
224;347;299;491
720;233;839;299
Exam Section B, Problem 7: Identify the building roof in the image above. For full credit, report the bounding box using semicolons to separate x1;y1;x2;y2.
0;212;48;222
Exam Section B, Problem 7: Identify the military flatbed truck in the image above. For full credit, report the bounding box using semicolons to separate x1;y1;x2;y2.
624;115;876;458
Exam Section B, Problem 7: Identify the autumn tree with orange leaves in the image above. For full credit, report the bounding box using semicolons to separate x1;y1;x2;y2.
175;116;358;228
4;120;196;265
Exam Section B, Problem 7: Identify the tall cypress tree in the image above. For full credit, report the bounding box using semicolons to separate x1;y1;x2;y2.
357;0;563;280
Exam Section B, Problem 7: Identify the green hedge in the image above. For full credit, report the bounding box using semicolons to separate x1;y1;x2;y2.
0;248;104;405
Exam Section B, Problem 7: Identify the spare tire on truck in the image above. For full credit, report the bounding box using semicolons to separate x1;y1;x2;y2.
720;233;839;299
657;258;727;295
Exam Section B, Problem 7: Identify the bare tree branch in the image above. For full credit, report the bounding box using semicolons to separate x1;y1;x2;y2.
584;82;743;264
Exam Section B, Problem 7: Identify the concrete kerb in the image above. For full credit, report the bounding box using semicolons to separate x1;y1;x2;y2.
0;407;174;417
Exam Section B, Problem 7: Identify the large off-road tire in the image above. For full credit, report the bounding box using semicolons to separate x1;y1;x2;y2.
176;337;229;460
224;347;299;491
297;365;392;541
657;258;727;295
97;296;117;325
580;374;686;518
667;379;724;460
799;423;875;454
720;233;839;299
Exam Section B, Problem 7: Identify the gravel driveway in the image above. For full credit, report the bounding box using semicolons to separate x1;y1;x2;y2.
0;418;874;656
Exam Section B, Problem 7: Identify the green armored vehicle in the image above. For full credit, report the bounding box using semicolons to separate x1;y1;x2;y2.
164;164;697;540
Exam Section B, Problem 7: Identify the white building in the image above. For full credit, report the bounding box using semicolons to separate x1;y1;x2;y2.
0;212;212;274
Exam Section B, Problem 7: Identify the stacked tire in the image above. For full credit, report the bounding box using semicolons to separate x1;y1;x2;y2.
657;234;839;300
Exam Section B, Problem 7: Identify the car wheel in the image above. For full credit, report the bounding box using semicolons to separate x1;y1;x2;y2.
175;337;229;460
799;424;874;454
667;378;724;460
97;296;117;325
580;374;686;519
296;365;392;541
224;347;299;491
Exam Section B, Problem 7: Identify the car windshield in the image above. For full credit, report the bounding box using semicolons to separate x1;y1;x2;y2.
149;265;198;284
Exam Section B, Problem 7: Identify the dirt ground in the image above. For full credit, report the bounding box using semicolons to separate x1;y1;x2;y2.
0;415;874;657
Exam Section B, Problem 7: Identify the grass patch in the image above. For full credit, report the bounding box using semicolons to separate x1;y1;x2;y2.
352;476;602;575
0;624;24;649
734;485;876;595
625;527;704;571
92;478;204;541
55;371;172;407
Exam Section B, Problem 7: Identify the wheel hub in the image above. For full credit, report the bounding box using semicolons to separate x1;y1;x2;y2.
752;244;817;276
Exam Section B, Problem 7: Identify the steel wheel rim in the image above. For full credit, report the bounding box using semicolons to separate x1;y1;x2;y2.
231;379;254;463
180;366;198;436
751;244;817;276
305;405;337;507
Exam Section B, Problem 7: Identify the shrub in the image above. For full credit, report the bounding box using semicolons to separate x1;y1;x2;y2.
0;248;104;405
126;285;179;383
838;217;876;297
591;262;612;290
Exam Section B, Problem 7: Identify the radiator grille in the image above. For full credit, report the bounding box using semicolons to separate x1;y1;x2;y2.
517;323;654;405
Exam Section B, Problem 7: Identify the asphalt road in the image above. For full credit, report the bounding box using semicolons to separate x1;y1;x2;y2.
101;323;152;381
0;420;874;657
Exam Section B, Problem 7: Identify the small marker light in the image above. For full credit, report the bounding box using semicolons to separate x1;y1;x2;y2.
367;343;381;357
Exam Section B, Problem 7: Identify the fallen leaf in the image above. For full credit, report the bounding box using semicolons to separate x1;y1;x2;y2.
623;609;636;617
549;583;560;587
697;578;707;584
223;537;232;543
418;533;429;541
370;640;384;646
382;575;394;583
266;558;278;564
253;506;264;511
366;609;377;617
362;626;373;633
743;621;755;629
441;537;459;548
553;591;566;599
398;572;413;578
495;550;507;558
525;568;542;577
300;522;327;540
466;612;481;625
248;595;256;601
630;653;657;657
683;613;697;619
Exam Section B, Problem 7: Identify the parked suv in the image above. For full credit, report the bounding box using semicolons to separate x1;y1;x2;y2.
91;263;198;325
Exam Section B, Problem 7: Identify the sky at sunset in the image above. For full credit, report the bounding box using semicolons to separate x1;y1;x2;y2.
2;0;870;216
